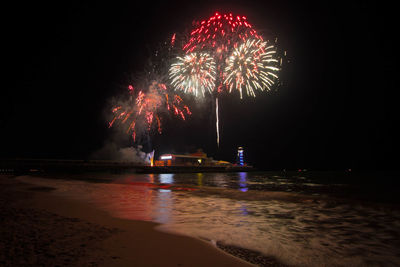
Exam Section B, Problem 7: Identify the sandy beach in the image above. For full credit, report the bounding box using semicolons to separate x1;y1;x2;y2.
0;175;264;266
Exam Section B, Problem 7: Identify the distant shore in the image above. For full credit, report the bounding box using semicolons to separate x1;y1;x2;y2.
1;175;288;266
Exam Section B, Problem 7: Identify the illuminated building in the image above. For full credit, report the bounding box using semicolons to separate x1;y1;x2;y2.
156;154;207;166
156;149;233;167
156;149;208;166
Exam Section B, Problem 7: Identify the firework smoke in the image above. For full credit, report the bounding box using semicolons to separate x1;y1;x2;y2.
91;142;152;164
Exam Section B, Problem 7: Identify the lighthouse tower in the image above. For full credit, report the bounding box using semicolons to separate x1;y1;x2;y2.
237;147;244;166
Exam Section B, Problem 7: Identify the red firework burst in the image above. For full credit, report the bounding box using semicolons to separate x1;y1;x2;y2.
183;12;263;54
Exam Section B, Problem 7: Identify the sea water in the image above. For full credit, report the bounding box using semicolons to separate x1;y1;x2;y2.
18;171;400;266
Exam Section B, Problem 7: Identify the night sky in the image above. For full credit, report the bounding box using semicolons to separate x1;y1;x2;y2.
2;1;397;170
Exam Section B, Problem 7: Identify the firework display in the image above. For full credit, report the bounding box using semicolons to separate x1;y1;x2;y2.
110;11;281;149
169;52;217;97
109;81;191;142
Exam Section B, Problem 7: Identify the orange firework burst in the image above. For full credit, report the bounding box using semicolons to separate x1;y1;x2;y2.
109;81;191;142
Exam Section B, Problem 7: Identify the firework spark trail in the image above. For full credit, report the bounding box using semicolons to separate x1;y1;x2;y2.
109;82;191;143
216;97;220;147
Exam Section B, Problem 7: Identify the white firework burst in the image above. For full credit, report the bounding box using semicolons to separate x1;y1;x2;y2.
224;38;280;99
169;52;216;97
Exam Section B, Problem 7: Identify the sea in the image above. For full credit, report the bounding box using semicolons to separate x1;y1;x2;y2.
17;171;400;267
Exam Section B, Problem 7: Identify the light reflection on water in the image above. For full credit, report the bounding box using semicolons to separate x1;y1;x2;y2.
239;172;248;192
159;173;174;184
18;172;400;267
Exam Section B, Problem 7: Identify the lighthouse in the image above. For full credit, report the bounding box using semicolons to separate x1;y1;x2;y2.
237;146;244;166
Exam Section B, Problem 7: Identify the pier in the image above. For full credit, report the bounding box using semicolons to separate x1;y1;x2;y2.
0;159;254;174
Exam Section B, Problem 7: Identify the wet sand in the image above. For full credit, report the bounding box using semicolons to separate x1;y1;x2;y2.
0;175;260;266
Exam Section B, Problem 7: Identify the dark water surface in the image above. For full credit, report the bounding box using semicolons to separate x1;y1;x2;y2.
18;171;400;266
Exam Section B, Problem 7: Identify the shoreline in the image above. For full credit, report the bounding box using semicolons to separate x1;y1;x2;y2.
1;175;288;266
